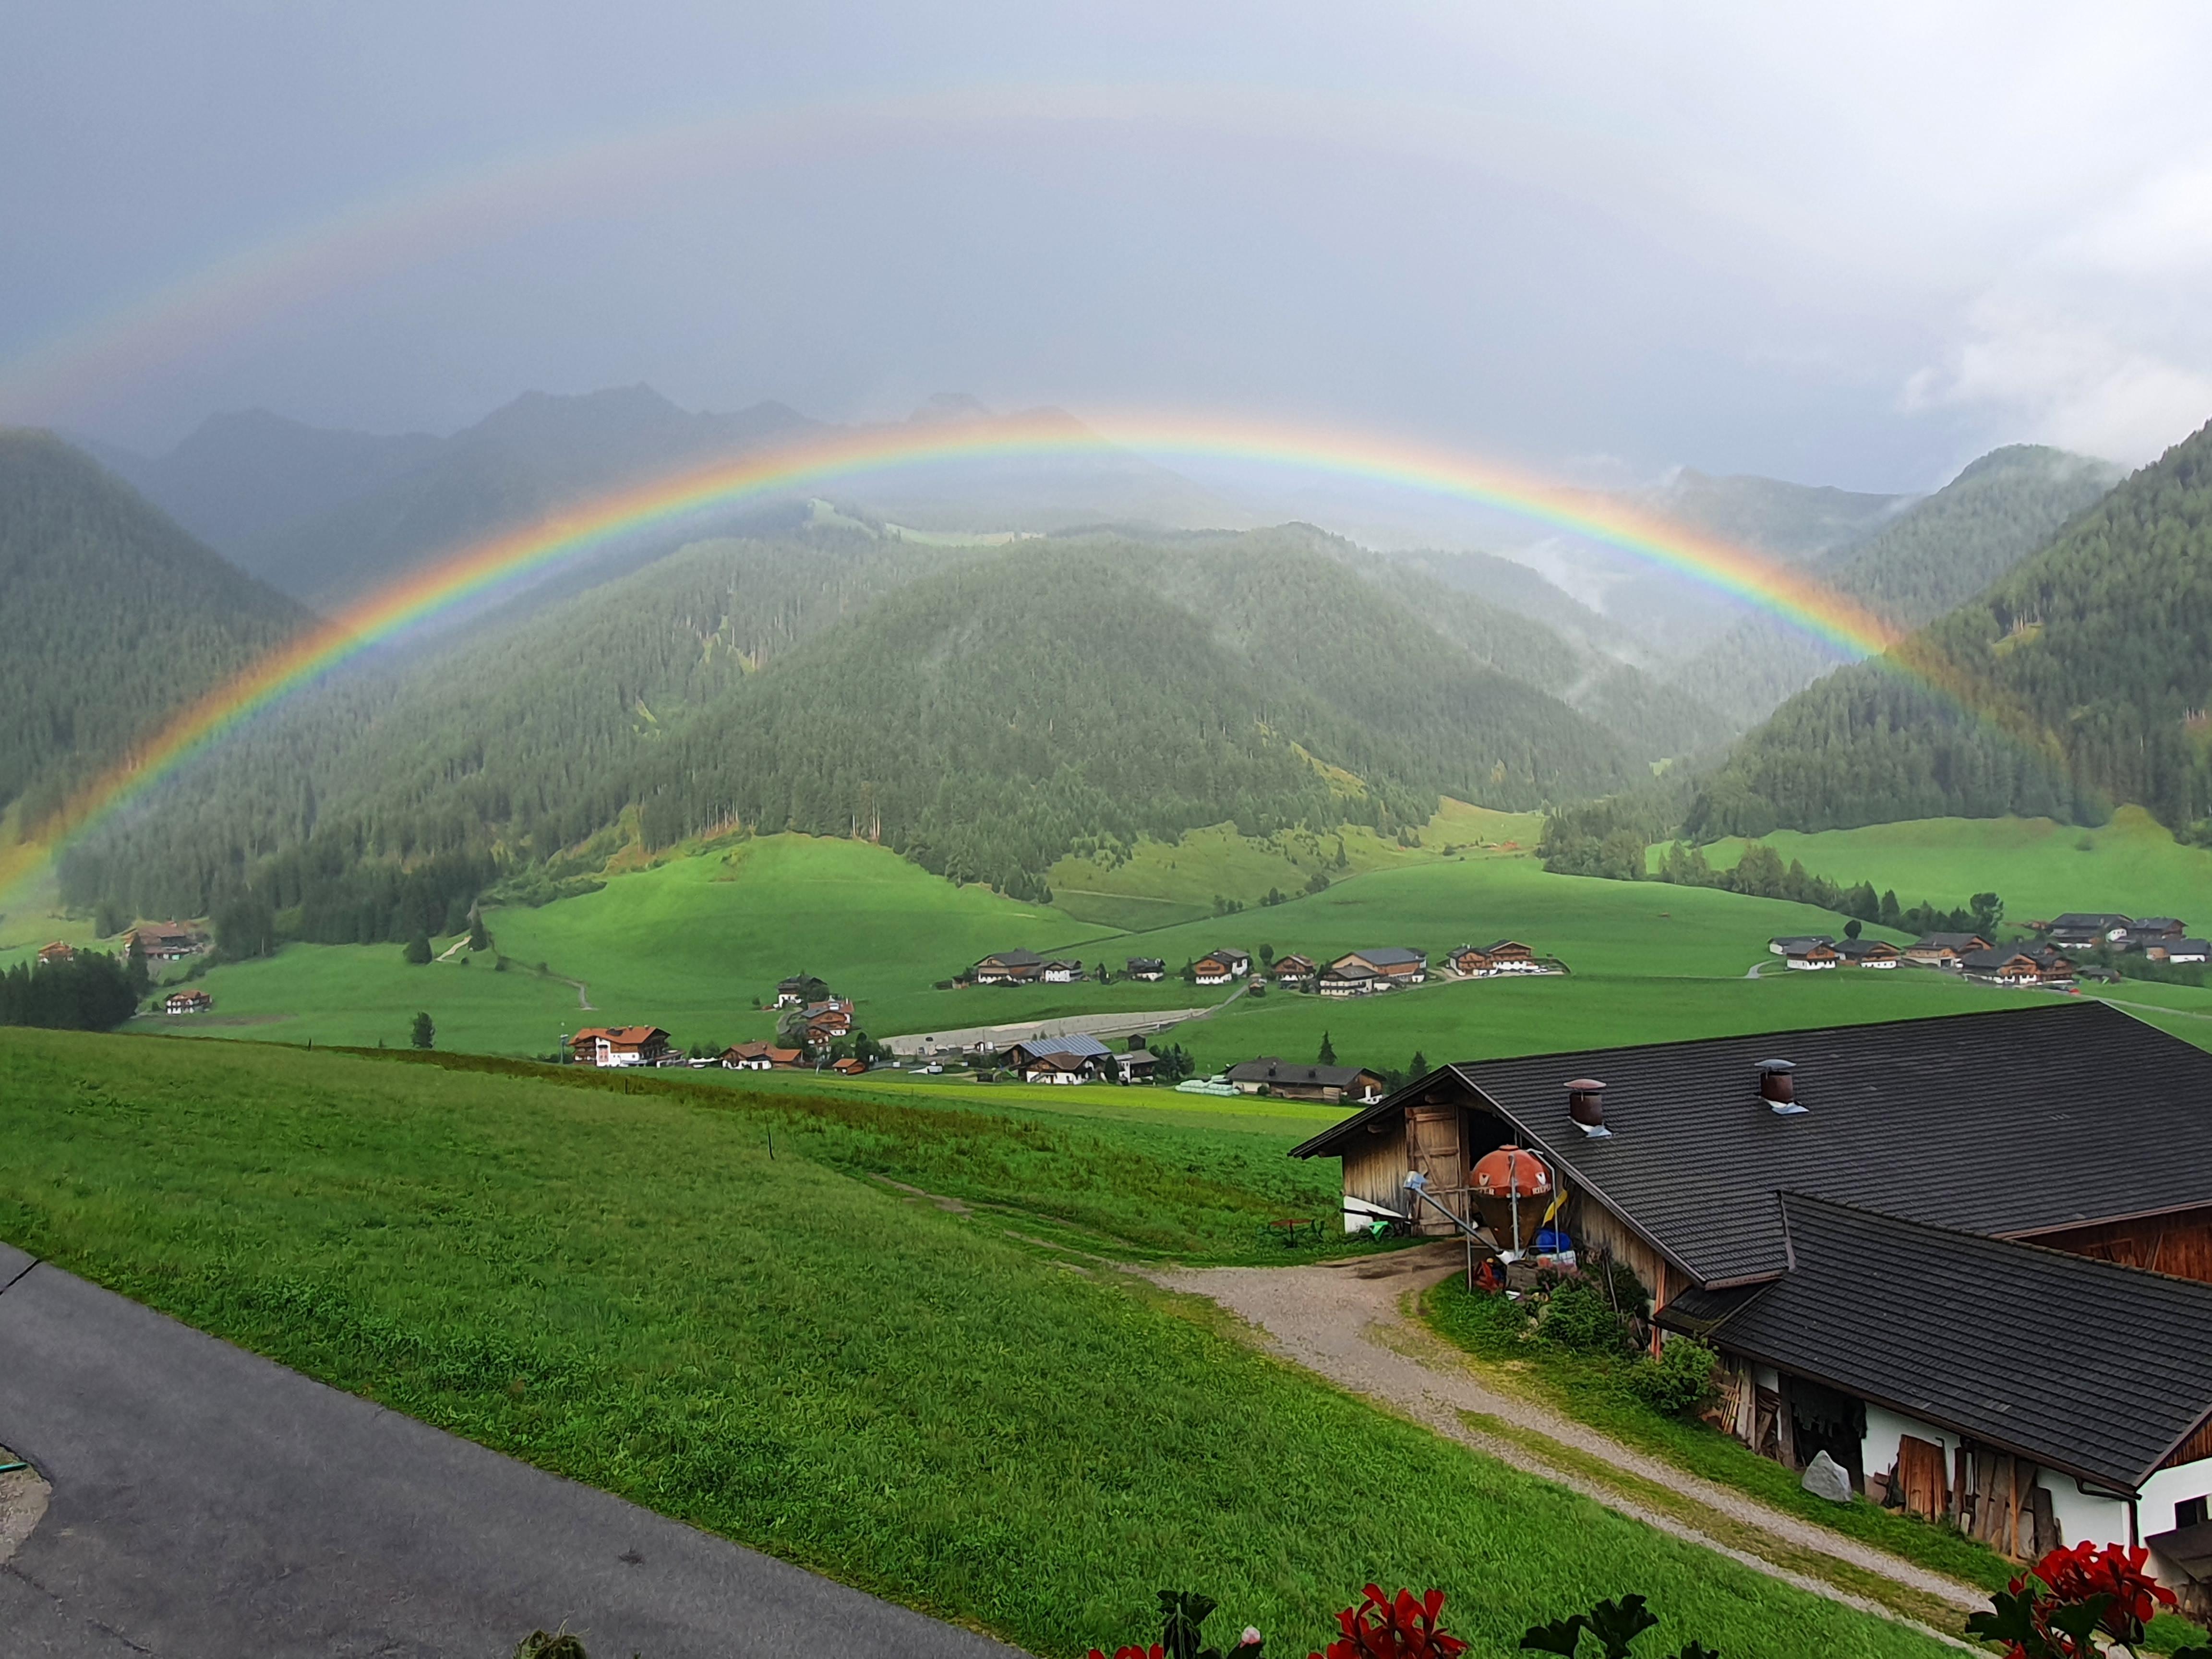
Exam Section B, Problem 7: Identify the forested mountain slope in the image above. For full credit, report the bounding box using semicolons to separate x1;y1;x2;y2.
1668;445;2119;728
1687;422;2212;839
0;431;307;831
63;526;1637;924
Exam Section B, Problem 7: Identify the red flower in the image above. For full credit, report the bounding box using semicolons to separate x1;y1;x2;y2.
1309;1585;1468;1659
1086;1647;1163;1659
2018;1541;2177;1643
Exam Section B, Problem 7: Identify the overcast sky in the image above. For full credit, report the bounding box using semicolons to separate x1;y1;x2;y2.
7;0;2212;489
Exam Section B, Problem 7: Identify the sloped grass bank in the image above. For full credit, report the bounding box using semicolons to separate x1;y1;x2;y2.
0;1031;1949;1659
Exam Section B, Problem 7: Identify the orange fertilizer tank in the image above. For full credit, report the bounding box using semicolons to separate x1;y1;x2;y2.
1470;1146;1554;1253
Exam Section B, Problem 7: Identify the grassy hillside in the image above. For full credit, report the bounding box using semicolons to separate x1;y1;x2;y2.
0;430;307;837
0;1028;1959;1659
1669;445;2118;729
1682;807;2212;929
1692;421;2212;838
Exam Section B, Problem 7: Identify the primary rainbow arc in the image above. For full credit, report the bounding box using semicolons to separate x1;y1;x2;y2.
1;411;1909;904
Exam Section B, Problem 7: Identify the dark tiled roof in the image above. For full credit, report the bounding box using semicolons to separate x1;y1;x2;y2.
1911;933;1987;950
2051;914;2130;929
978;949;1045;967
1293;1003;2212;1286
1659;1196;2212;1491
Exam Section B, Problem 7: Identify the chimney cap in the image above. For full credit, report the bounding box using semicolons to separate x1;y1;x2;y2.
1564;1077;1607;1092
1756;1058;1796;1073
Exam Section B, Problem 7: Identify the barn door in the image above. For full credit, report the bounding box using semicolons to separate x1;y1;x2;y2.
1405;1106;1465;1232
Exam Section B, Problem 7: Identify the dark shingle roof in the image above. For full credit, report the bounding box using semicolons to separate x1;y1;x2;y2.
978;949;1044;967
1343;948;1425;968
1659;1196;2212;1490
1293;1003;2212;1286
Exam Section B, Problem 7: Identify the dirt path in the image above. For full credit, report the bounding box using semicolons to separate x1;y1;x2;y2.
1146;1247;1980;1642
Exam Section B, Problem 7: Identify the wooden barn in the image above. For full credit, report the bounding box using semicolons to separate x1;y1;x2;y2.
1291;1002;2212;1585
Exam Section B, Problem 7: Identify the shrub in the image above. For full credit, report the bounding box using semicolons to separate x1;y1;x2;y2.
1628;1336;1717;1418
1539;1279;1635;1357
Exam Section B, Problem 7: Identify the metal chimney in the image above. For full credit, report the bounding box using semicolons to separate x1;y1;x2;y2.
1565;1077;1611;1138
1758;1059;1806;1115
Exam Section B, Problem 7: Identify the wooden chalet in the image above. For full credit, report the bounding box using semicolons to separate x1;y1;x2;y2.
1115;1049;1160;1083
2150;939;2212;965
1474;940;1542;974
36;941;73;965
721;1040;796;1070
163;989;212;1015
1040;959;1084;984
1767;935;1833;957
1834;938;1901;967
569;1026;673;1068
773;976;814;1008
2046;913;2131;950
2133;918;2189;945
829;1057;869;1076
1126;957;1166;981
1289;1004;2212;1584
1781;941;1840;970
1002;1032;1113;1084
972;949;1045;985
1332;948;1427;985
1269;953;1317;983
1226;1057;1385;1105
1315;962;1381;998
1903;933;1991;968
1192;954;1237;986
1211;947;1253;977
1960;947;2060;986
125;921;208;963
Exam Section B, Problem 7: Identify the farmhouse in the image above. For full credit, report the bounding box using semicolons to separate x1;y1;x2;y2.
1473;940;1544;974
829;1057;869;1076
1834;938;1900;967
1316;962;1381;998
2046;913;2131;949
568;1026;672;1068
36;941;73;965
1903;933;1991;968
1289;1003;2212;1583
1226;1057;1386;1104
1126;957;1166;981
972;949;1045;985
1210;947;1253;977
1960;947;2056;986
125;921;208;963
1767;935;1833;957
162;989;212;1015
1781;941;1839;970
1114;1048;1159;1083
1040;959;1084;983
721;1040;804;1070
1270;953;1317;984
1192;954;1237;986
1002;1032;1114;1083
1331;948;1428;985
2133;918;2189;945
2150;939;2212;965
772;976;815;1008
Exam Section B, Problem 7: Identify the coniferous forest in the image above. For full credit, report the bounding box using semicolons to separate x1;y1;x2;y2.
1687;421;2212;841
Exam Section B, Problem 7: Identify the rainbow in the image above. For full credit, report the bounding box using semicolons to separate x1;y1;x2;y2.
1;410;1918;903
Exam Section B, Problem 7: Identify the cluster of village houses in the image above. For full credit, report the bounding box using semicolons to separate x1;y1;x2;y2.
1296;1000;2212;1610
1769;912;2204;986
969;939;1559;997
38;923;216;1016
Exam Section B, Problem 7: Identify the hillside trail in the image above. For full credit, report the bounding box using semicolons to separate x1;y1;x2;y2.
1144;1245;1982;1641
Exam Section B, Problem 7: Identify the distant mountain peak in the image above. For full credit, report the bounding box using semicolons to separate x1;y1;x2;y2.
910;392;995;424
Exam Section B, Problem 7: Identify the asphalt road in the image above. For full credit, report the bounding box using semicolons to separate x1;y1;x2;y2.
0;1241;1023;1658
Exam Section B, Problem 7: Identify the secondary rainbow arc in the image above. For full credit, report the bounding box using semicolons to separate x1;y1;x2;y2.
1;412;1914;904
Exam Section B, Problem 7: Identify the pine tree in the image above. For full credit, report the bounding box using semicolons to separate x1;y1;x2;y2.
1410;1049;1429;1077
409;1011;435;1049
404;933;433;966
1318;1031;1336;1065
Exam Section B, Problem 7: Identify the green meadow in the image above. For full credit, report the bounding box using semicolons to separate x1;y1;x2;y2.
1680;806;2212;926
0;1028;1955;1659
120;812;2212;1065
